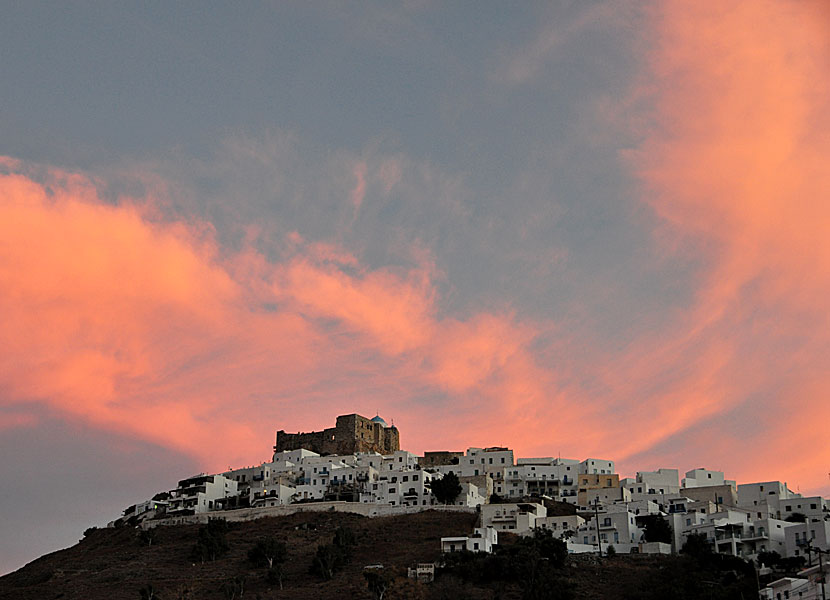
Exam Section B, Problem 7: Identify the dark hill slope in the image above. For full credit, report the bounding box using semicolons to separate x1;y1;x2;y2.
0;510;758;600
0;510;476;600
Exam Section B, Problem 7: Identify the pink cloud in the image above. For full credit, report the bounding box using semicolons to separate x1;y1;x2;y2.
0;158;566;471
615;0;830;493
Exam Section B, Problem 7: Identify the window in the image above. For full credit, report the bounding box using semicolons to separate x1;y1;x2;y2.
501;458;505;464
413;475;419;481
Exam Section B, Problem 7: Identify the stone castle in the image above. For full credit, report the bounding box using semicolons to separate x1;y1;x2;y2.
274;413;400;456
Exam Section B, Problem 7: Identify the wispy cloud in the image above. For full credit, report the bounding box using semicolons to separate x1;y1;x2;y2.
0;156;569;469
619;0;830;489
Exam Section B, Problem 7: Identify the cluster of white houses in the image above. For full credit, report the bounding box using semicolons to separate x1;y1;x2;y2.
119;415;829;597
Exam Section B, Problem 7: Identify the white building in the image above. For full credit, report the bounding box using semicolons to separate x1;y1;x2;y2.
574;508;644;553
682;468;736;489
481;502;546;535
537;514;585;539
738;481;798;519
780;496;828;523
621;469;680;501
784;521;830;559
579;458;615;475
441;527;499;553
681;507;792;559
167;474;238;515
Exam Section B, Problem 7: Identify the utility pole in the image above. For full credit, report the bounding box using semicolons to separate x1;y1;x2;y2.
594;497;603;557
818;548;827;600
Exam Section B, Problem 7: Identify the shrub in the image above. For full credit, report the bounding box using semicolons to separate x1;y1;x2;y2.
191;518;229;563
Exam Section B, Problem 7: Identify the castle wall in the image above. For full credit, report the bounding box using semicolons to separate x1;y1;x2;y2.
274;413;400;455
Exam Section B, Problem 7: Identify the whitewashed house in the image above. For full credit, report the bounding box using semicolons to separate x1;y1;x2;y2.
537;514;585;539
738;481;798;519
441;527;498;553
784;520;830;559
682;468;735;489
167;474;238;515
580;458;615;475
481;502;546;535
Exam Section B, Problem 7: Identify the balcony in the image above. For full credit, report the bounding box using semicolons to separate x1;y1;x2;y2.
178;485;207;498
491;513;516;522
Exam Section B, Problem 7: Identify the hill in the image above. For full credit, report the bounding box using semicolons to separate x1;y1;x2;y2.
0;510;757;600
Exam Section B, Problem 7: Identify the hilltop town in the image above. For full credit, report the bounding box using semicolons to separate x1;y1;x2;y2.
114;413;830;599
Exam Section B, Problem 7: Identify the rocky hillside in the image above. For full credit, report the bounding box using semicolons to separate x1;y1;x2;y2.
0;510;758;600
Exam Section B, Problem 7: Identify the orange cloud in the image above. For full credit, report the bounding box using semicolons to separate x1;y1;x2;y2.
618;0;830;494
0;157;564;471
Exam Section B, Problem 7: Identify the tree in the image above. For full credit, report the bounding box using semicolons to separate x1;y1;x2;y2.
191;518;229;563
523;528;568;567
757;550;782;568
333;526;356;549
267;565;285;589
310;527;357;580
785;512;807;523
680;532;712;559
641;514;672;544
364;567;393;600
248;537;287;570
220;576;245;600
431;473;462;505
605;544;617;558
311;544;341;580
248;537;287;589
139;584;161;600
138;527;158;547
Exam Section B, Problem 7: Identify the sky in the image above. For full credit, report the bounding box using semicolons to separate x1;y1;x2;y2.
1;0;829;575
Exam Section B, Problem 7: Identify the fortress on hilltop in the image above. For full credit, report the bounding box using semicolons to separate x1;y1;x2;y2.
274;413;400;456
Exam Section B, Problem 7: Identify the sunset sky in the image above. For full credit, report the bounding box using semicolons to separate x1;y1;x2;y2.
2;1;829;574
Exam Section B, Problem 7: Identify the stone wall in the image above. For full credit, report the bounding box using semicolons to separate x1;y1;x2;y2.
420;451;464;468
143;501;475;529
274;413;400;455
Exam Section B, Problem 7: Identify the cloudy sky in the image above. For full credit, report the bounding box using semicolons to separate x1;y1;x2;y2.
2;1;829;574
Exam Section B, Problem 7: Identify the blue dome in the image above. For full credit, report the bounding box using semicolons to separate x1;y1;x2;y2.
370;415;388;427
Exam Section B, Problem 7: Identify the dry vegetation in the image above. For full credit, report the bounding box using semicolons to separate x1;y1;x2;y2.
0;510;757;600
